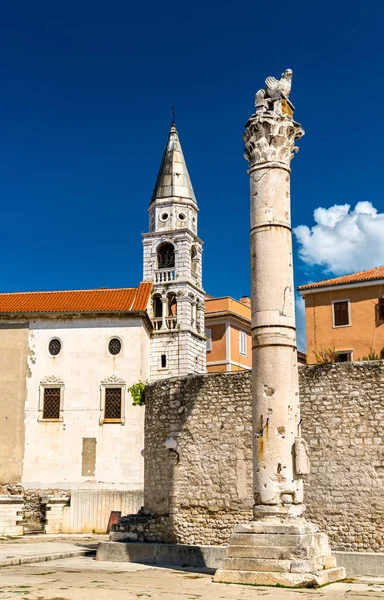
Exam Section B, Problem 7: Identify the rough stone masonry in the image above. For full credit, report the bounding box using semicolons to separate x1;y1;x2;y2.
114;363;384;553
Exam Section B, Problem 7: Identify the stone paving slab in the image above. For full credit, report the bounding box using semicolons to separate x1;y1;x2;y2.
0;556;383;600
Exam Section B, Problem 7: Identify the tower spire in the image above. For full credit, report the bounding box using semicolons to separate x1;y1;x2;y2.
150;121;196;206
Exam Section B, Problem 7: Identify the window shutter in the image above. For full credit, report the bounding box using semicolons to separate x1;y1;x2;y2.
239;331;247;355
379;298;384;320
334;301;349;326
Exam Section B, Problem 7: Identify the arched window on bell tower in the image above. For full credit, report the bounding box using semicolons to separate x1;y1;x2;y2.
167;293;177;330
157;243;175;269
152;294;163;330
191;245;198;280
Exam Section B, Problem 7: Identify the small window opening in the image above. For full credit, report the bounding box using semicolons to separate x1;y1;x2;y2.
49;338;62;356
157;243;175;269
336;352;352;363
161;354;167;368
109;338;121;355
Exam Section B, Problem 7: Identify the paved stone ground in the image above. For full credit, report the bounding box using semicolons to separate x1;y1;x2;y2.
0;535;107;566
0;534;107;545
0;556;383;600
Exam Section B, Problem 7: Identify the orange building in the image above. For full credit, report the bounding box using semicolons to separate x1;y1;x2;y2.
204;296;252;372
298;266;384;363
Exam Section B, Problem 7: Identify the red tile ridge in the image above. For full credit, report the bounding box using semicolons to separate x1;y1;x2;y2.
298;265;384;291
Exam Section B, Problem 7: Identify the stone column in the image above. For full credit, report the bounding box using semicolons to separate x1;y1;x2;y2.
247;97;304;519
214;70;345;588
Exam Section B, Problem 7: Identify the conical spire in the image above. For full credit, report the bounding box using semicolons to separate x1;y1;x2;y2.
150;123;196;205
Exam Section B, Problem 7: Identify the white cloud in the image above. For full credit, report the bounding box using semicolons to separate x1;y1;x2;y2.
294;202;384;275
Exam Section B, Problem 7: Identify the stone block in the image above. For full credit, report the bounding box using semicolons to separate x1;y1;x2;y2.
226;543;318;560
234;521;319;535
229;532;316;547
213;567;346;587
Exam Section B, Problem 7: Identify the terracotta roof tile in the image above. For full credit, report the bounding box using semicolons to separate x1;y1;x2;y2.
298;266;384;291
0;281;152;314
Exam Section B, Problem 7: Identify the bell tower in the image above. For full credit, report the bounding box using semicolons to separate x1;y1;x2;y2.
143;122;206;380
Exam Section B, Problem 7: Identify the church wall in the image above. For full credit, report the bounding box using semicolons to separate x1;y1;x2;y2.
0;323;29;483
116;364;384;551
21;315;149;490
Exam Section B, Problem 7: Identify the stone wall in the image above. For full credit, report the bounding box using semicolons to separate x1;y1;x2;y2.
301;363;384;552
115;363;384;552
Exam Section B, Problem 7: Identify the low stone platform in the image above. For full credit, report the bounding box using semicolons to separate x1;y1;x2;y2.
97;541;384;578
213;521;345;587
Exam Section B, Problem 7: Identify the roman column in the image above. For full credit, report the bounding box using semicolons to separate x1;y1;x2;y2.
214;70;345;587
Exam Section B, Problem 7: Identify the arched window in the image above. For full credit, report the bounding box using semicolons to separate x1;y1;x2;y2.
157;243;175;269
191;245;198;277
152;295;163;330
167;293;177;330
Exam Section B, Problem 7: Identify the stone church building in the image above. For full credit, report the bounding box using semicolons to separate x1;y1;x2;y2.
0;123;206;533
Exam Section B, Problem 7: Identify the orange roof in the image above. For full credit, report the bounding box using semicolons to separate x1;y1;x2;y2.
298;266;384;292
0;281;152;314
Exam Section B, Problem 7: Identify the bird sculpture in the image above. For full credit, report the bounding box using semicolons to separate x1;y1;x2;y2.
255;69;293;111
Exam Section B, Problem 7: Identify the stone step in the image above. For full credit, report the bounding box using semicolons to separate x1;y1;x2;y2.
223;557;324;573
226;541;332;561
223;556;336;573
213;566;346;588
229;532;329;549
234;522;319;535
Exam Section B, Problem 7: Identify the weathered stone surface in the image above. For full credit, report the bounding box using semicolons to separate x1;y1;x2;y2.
114;362;384;552
234;521;318;535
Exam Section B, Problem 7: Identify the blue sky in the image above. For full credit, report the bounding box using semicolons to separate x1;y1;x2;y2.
1;1;383;348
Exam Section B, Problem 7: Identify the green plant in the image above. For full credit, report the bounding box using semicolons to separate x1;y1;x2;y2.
361;347;381;361
128;381;147;406
313;347;337;364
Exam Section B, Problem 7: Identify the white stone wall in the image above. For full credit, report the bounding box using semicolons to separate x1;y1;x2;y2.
150;330;206;380
0;495;23;536
149;200;198;236
22;316;150;490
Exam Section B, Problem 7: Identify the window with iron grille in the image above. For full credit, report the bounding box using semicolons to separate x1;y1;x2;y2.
42;388;61;419
104;387;122;420
108;338;122;355
333;301;349;327
379;298;384;320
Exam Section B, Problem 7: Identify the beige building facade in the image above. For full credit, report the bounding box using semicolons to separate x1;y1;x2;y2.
0;324;29;483
298;266;384;363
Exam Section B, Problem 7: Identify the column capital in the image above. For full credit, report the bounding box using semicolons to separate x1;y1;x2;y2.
243;108;304;169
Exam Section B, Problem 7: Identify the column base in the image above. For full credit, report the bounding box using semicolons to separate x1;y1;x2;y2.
213;520;345;588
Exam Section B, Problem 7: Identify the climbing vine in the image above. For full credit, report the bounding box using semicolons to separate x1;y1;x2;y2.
128;381;147;406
